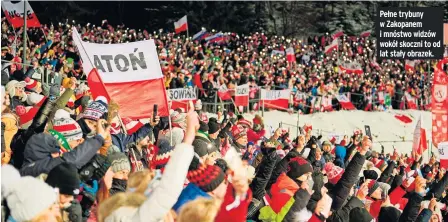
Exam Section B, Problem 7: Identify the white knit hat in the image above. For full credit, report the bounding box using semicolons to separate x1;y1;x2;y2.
26;92;46;106
1;165;57;221
53;117;83;142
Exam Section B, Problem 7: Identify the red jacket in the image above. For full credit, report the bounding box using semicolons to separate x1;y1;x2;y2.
215;184;253;222
247;128;266;143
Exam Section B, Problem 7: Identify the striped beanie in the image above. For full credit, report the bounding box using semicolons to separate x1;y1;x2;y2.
153;138;174;171
108;152;131;173
367;179;380;196
15;105;38;129
53;117;83;142
83;96;108;121
24;77;41;92
187;164;225;192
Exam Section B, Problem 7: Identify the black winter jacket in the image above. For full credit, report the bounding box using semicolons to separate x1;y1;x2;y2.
331;152;366;211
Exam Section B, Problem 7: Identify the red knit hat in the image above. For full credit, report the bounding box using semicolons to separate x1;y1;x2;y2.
121;117;144;135
15;105;38;129
374;159;387;170
324;162;344;184
231;125;247;140
187;164;225;193
238;119;252;129
24;77;40;92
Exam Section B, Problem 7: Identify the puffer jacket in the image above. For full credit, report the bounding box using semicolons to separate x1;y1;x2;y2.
20;133;104;177
1;113;17;164
259;173;311;222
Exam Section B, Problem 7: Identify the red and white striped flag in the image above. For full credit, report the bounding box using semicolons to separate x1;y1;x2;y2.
405;92;417;109
332;30;344;39
174;15;188;34
217;84;232;101
360;31;371;38
325;39;338;55
412;115;428;155
321;95;333;112
260;89;291;110
336;94;356;110
235;84;249;107
405;60;415;72
286;47;295;62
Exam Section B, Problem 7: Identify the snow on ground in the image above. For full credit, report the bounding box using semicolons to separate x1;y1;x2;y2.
219;110;434;157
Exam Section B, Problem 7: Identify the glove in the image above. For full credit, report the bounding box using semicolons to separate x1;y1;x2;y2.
65;200;82;222
79;154;108;182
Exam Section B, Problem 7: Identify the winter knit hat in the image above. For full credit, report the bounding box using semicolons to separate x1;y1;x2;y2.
170;110;187;130
24;77;41;92
363;170;379;180
374;159;388;171
83;96;108;121
46;163;81;196
1;165;57;222
238;119;253;129
121;117;144;135
193;138;218;158
53;117;83;142
231;125;247;140
15;105;38;129
378;206;401;222
367;179;380;196
6;80;26;98
324;162;344;185
208;119;220;134
154;138;175;170
108;152;131;173
26;92;46;107
286;157;313;179
187;164;225;192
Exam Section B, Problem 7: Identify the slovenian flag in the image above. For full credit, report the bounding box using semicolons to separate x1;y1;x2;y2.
193;29;208;41
205;32;225;44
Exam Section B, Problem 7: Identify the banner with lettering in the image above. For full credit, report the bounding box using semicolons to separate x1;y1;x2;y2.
432;59;448;148
72;27;168;119
2;0;41;28
260;89;291;110
235;84;249;107
168;88;197;111
438;142;448;169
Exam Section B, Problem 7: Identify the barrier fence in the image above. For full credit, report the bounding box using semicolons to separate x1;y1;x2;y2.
196;86;431;116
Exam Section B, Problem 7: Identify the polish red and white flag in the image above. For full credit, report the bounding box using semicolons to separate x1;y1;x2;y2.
286;47;295;62
73;27;169;119
260;89;291;110
2;0;41;28
325;39;338;55
174;15;188;34
235;84;249;107
336;94;356;110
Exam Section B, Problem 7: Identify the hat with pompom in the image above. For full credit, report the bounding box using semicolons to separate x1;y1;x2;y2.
83;96;108;121
15;105;38;129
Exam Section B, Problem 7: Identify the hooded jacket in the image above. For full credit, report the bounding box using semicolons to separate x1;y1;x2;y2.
20;133;104;177
259;173;311;222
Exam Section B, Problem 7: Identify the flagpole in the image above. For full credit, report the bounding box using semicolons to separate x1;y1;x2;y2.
22;0;27;72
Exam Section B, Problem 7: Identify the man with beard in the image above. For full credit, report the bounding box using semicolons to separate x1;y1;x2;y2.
127;130;154;172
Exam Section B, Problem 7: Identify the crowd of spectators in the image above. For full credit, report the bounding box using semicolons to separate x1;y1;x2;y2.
2;19;444;114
